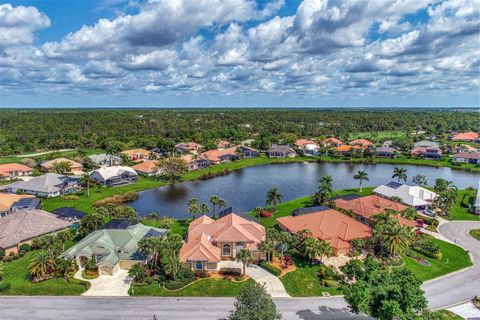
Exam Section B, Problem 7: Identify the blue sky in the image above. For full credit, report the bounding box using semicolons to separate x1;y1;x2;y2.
0;0;479;108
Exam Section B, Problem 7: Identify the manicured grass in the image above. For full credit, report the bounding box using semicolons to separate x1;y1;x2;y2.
469;229;480;241
348;130;407;141
141;217;190;237
0;148;104;165
280;260;341;297
130;278;254;297
402;238;472;282
447;189;480;221
431;310;463;320
0;251;88;296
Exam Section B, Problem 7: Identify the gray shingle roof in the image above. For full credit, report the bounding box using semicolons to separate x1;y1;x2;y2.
6;173;72;193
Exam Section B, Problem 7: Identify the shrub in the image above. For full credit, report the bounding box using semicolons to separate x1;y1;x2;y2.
219;267;242;277
194;270;210;278
156;217;175;229
63;195;80;201
2;256;13;262
260;210;273;218
412;238;442;259
121;191;139;202
12;254;19;260
317;265;339;287
18;251;25;258
259;262;281;276
19;243;31;252
0;282;11;292
177;268;195;280
0;249;4;259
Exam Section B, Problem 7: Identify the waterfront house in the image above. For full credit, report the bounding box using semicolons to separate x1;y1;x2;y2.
132;160;161;176
335;145;362;155
411;147;442;159
373;181;437;210
349;139;375;149
121;149;150;161
334;195;415;227
451;152;480;165
175;142;203;155
0;164;33;180
180;213;266;272
322;137;344;147
0;209;71;256
201;147;237;164
277;209;372;256
180;155;211;171
40;158;84;175
375;146;400;158
295;139;320;156
216;140;232;149
267;145;297;158
236;145;259;158
61;222;168;275
88;154;122;167
450;131;479;142
0;194;40;217
90;166;138;186
5;173;80;198
414;141;440;149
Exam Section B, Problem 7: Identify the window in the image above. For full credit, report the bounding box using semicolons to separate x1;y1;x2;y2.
195;261;203;270
222;244;231;256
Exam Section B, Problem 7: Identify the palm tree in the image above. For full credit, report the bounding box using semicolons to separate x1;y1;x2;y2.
373;215;413;258
312;175;333;205
302;237;322;263
128;263;147;283
209;195;227;218
138;237;164;271
78;213;104;237
353;170;369;192
266;187;283;207
188;198;200;220
79;173;93;197
29;251;54;281
276;231;291;261
236;249;254;276
55;230;72;252
252;206;263;223
258;239;275;262
199;203;210;216
392;167;407;182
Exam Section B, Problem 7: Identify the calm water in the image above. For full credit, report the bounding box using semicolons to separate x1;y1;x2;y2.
129;162;479;219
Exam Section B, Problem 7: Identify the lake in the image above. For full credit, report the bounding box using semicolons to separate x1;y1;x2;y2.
129;162;479;219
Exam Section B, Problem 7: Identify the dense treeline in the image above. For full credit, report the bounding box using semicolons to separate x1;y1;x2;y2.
0;108;478;156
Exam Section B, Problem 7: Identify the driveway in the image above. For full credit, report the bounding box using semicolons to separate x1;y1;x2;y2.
422;221;480;309
218;261;290;297
75;269;132;296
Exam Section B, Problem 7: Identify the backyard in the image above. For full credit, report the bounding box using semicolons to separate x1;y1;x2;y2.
447;189;479;221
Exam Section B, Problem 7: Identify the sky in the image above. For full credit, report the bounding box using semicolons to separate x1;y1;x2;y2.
0;0;479;108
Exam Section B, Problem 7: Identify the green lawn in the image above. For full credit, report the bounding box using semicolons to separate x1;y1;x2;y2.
130;278;254;296
280;260;341;297
0;251;88;296
0;148;104;165
141;217;190;237
402;238;472;282
348;130;407;141
469;229;480;241
447;189;480;221
431;310;463;320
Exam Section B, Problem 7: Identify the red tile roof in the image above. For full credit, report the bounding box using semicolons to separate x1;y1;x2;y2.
295;139;316;147
451;131;479;141
349;139;375;148
335;145;362;152
452;152;480;160
277;209;371;253
0;164;32;176
322;137;344;146
132;160;160;173
201;147;237;162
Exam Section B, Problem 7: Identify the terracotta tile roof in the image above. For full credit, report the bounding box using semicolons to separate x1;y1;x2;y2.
349;139;375;148
121;149;150;157
216;140;231;148
175;142;203;151
451;131;479;141
410;147;442;156
0;194;36;212
334;195;414;227
132;160;160;173
452;152;480;160
0;209;71;249
335;145;362;152
277;209;371;252
0;164;32;176
295;139;316;147
322;137;344;145
180;213;265;263
41;158;83;170
201;147;237;162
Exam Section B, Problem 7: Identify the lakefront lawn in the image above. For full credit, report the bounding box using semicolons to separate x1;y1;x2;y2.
446;189;480;221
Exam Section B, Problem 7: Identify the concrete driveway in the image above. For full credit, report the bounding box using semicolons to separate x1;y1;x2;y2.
75;269;132;296
218;261;290;297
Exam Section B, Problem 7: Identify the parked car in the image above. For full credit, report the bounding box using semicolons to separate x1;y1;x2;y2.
423;209;436;217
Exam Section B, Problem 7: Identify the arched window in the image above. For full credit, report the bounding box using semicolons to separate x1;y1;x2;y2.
222;244;231;256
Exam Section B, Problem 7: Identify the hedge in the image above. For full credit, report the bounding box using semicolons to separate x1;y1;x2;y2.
0;282;11;292
259;262;281;276
412;246;443;260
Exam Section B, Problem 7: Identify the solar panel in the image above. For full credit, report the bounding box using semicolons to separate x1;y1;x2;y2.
292;206;331;216
386;181;403;189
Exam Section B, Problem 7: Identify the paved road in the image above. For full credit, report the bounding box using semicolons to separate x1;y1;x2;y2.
422;221;480;309
0;296;371;320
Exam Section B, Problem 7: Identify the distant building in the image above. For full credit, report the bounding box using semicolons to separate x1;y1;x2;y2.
0;194;40;217
0;164;33;180
450;131;479;142
349;139;375;149
88;154;122;167
322;137;344;147
411;147;442;159
175;142;203;155
236;146;259;158
40;158;84;175
201;147;237;164
5;173;80;198
414;141;440;149
295;139;320;156
216;140;232;150
373;181;437;210
121;149;150;161
267;145;297;158
132;160;161;176
90;166;138;186
375;147;400;158
451;152;480;166
180;155;210;171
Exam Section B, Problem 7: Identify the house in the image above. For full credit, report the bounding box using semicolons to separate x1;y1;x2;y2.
180;213;266;272
295;139;320;156
0;209;71;256
277;209;372;255
0;164;33;180
373;181;437;210
411;147;442;159
40;158;84;175
121;149;150;161
201;147;237;164
132;160;161;176
0;194;40;217
451;152;480;165
414;141;440;149
322;137;343;147
61;222;168;276
267;145;297;158
175;142;203;155
237;145;259;158
90;166;138;187
375;147;400;158
454;144;478;153
216;140;232;149
334;195;415;227
349;139;375;149
335;145;362;155
451;131;479;141
88;154;122;168
5;173;80;198
180;155;210;171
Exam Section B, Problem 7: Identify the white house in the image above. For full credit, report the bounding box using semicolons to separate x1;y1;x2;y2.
90;166;138;187
373;181;437;210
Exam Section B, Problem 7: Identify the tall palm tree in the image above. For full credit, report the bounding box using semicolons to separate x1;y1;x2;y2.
302;237;322;263
138;237;164;270
79;173;93;197
258;239;275;262
353;170;369;192
392;167;407;182
312;175;333;205
266;187;283;207
236;249;254;276
209;195;220;218
252;206;263;223
55;230;72;252
199;203;210;216
29;251;54;281
188;198;200;220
